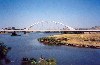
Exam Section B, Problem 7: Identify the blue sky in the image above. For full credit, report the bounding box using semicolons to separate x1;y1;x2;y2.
0;0;100;28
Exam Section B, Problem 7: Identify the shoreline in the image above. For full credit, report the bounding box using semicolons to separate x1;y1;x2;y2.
38;34;100;49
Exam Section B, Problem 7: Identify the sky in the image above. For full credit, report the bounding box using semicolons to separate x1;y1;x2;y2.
0;0;100;29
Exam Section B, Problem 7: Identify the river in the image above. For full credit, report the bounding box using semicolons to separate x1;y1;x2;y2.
0;32;100;65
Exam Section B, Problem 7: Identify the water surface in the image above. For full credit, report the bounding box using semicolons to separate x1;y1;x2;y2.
0;32;100;65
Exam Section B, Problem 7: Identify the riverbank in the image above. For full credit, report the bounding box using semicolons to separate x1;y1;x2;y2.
21;57;56;65
38;34;100;49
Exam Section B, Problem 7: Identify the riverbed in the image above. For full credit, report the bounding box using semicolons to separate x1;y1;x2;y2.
0;32;100;65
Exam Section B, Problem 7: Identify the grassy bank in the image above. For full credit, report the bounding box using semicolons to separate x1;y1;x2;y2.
38;34;100;49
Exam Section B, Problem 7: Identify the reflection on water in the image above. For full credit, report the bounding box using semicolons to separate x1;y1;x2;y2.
0;32;100;65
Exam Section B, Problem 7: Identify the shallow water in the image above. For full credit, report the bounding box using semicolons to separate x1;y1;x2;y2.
0;32;100;65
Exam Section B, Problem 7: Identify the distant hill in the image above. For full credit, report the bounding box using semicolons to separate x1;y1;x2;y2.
90;26;100;30
75;26;100;30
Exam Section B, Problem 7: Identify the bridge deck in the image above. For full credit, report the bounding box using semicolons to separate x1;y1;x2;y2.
0;30;100;32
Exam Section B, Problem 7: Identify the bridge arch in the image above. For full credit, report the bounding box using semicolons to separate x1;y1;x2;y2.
28;21;75;31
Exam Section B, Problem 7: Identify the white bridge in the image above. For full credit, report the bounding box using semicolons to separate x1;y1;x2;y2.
0;21;100;32
28;21;75;31
0;30;100;32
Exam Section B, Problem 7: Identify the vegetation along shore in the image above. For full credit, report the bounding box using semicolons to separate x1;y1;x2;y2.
38;34;100;49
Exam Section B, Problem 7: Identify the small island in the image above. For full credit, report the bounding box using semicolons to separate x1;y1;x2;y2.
38;34;100;49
